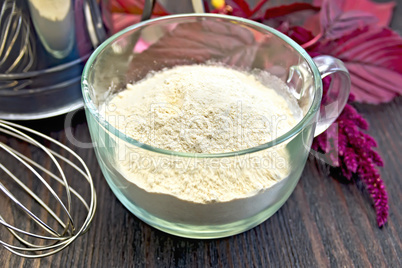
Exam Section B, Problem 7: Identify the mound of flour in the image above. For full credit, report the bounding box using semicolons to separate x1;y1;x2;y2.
101;64;302;224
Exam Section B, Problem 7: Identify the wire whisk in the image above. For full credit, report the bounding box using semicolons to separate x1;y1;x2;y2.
0;0;36;74
0;120;96;258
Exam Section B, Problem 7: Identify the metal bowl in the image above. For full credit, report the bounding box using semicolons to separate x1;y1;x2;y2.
0;55;88;120
0;0;109;120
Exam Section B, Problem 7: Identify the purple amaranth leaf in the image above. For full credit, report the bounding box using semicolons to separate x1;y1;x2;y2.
263;3;320;20
284;2;402;104
319;0;378;40
249;0;269;18
317;26;402;104
314;0;396;27
283;25;316;45
261;3;320;30
225;0;252;17
127;18;259;79
345;64;401;103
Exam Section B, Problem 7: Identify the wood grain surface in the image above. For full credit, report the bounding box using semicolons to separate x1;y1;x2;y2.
1;3;402;268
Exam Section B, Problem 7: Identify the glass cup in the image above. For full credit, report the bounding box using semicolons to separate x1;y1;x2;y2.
82;14;350;238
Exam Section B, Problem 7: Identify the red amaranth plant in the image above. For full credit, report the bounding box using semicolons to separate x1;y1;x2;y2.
312;95;388;226
286;24;390;226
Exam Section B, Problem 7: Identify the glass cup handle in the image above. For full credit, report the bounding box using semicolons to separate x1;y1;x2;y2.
312;55;351;137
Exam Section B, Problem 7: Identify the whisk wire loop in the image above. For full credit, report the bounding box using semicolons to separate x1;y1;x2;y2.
0;122;74;225
0;119;96;258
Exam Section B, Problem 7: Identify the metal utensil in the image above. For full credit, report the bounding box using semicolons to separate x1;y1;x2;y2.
0;0;35;73
0;0;107;120
142;0;156;21
84;0;107;48
0;120;96;258
0;0;156;120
